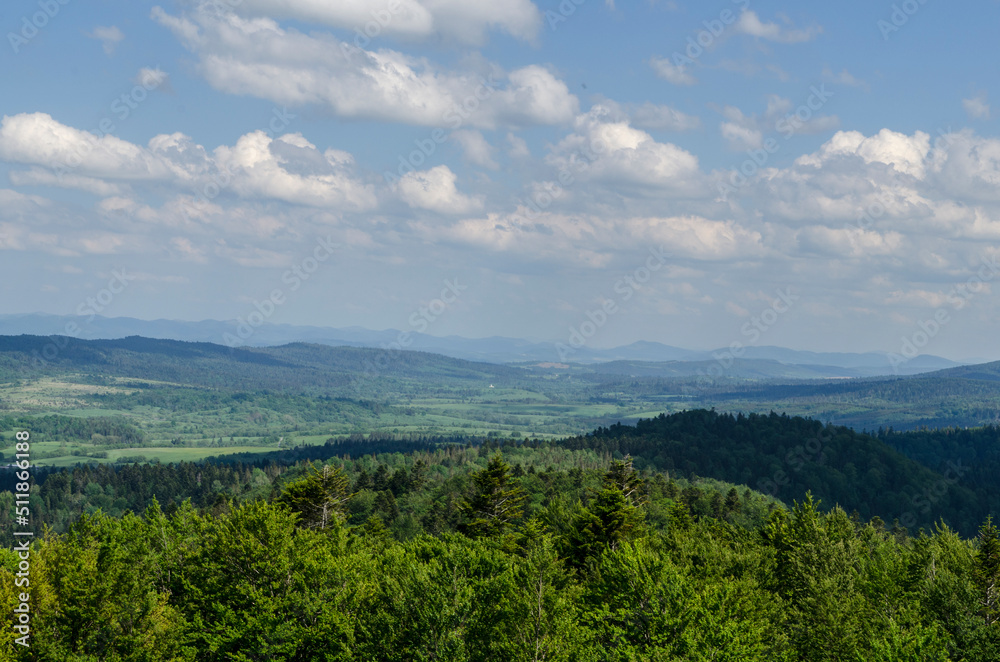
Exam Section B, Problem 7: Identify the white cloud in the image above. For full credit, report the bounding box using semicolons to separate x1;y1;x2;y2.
720;121;763;150
398;165;483;214
963;92;991;120
152;4;577;129
452;130;498;169
630;102;700;132
421;210;763;264
545;106;703;192
725;301;749;316
236;0;542;45
796;129;931;179
214;132;377;210
135;67;171;93
928;130;1000;201
506;132;530;159
0;113;177;181
822;67;868;90
9;168;126;196
0;113;375;211
717;96;838;150
883;289;953;308
650;56;695;85
734;10;822;43
88;25;124;54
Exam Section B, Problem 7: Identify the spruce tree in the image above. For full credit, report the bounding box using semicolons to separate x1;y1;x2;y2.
277;462;352;530
460;453;527;538
977;516;1000;626
568;457;647;565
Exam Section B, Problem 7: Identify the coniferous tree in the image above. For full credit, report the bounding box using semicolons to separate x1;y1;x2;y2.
277;462;352;530
460;453;527;538
976;516;1000;626
568;457;647;566
724;487;741;516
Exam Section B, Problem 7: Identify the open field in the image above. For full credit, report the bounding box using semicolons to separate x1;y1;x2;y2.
2;337;1000;466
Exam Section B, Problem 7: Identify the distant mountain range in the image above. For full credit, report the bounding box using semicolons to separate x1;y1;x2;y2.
0;313;965;378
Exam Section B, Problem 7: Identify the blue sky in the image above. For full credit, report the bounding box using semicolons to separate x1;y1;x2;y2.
1;0;999;361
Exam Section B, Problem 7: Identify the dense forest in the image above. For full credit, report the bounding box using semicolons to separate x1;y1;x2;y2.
5;408;1000;542
562;410;996;535
0;415;146;449
2;453;999;660
4;333;1000;659
0;436;775;548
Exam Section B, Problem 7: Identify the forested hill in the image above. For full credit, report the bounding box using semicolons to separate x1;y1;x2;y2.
703;360;1000;430
927;360;1000;381
559;409;993;535
0;334;519;390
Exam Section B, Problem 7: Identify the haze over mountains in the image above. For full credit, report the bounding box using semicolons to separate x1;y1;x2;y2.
0;313;963;378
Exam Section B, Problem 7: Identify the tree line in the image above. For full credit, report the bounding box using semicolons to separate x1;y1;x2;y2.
1;455;998;660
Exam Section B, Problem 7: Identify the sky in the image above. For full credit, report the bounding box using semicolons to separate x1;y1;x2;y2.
1;0;999;361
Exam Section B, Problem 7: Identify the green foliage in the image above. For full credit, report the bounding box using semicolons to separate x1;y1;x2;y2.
567;457;647;568
976;517;1000;626
276;462;353;530
2;478;999;660
564;410;990;534
459;453;527;539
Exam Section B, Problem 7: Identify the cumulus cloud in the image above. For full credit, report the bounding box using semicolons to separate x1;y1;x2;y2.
506;132;530;159
822;67;868;90
734;10;822;43
544;106;704;192
88;25;124;54
719;106;764;150
717;96;838;151
963;92;991;120
398;165;483;214
451;130;498;169
927;130;1000;201
795;129;931;179
235;0;542;45
9;169;126;196
152;4;577;129
135;67;172;93
214;132;377;209
630;102;700;132
649;56;695;85
0;113;177;181
0;113;375;211
419;210;763;265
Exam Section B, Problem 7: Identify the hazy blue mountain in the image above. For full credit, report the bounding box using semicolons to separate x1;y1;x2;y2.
0;313;961;376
